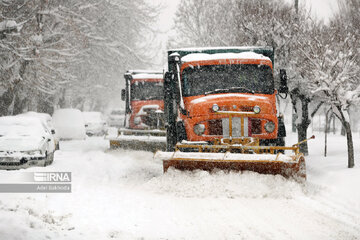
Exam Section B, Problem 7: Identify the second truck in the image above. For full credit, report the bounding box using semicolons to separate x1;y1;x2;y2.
108;70;166;151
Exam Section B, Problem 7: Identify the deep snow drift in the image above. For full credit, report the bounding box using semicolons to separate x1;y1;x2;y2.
0;131;359;239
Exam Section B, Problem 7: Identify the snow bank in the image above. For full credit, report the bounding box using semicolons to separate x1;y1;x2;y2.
0;130;359;239
0;198;73;240
144;169;311;199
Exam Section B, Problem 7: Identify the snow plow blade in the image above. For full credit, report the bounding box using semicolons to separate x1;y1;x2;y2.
107;128;166;152
155;151;305;178
154;136;314;179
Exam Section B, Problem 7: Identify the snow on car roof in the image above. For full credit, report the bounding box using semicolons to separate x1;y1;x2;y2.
52;108;86;140
0;116;47;136
0;116;44;126
18;111;52;123
181;52;271;63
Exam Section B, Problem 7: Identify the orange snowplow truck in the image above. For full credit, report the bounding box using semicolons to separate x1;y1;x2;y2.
122;70;165;130
109;70;166;151
155;47;310;178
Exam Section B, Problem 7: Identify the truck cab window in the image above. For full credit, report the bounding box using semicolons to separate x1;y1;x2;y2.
181;64;274;97
130;81;164;100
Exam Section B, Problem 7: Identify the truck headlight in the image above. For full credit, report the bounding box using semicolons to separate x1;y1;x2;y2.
134;116;141;125
265;121;275;133
193;124;205;135
253;105;261;114
212;104;220;112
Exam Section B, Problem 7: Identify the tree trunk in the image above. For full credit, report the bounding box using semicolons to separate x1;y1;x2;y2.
325;111;328;157
336;106;355;168
291;89;311;155
344;121;355;168
297;124;309;155
341;124;346;136
0;89;15;116
296;96;311;155
324;109;332;157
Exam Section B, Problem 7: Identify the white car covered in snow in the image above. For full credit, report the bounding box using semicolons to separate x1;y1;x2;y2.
52;108;86;140
18;111;59;150
83;111;107;136
0;116;55;169
107;109;125;127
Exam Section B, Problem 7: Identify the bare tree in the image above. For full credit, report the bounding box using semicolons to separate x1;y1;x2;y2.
295;0;360;167
0;0;159;115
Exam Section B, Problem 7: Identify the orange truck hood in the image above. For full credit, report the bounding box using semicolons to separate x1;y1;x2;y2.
183;93;275;117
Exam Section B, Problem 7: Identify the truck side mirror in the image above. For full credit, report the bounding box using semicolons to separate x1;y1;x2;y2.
169;52;181;64
279;69;289;94
121;89;126;101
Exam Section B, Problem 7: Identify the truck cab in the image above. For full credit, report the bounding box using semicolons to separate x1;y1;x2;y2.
164;47;288;151
121;70;165;130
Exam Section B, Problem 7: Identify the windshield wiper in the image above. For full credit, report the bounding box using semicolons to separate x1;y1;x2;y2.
229;87;255;94
205;88;231;95
205;87;254;95
146;96;161;100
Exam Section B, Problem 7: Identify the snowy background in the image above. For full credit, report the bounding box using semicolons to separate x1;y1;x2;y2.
0;0;359;239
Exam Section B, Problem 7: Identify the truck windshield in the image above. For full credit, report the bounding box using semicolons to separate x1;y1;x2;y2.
130;81;164;100
181;64;274;97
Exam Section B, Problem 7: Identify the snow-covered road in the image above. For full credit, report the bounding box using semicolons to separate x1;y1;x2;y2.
1;132;360;239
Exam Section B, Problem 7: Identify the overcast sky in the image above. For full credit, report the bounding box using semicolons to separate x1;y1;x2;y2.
146;0;340;67
150;0;339;32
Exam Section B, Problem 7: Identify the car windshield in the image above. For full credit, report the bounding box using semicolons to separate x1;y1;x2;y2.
131;81;163;100
181;64;274;97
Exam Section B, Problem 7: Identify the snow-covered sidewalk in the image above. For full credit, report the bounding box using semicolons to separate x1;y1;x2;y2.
0;133;359;239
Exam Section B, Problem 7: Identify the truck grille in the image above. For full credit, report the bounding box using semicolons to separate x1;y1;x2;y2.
207;118;262;137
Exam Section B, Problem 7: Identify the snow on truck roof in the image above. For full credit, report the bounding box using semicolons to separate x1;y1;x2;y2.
128;70;162;74
169;46;273;52
126;70;163;80
131;74;163;80
167;46;275;66
181;52;271;63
